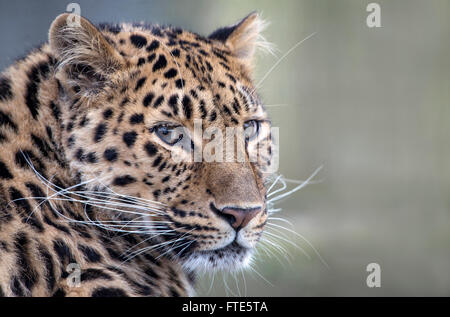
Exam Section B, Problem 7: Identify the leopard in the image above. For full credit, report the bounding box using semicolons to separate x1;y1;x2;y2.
0;11;274;296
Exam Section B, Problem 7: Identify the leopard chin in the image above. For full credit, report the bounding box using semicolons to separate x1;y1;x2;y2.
180;242;254;272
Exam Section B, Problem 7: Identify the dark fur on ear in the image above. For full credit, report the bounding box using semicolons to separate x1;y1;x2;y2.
209;12;271;66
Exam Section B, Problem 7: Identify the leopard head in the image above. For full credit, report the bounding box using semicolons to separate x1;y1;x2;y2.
49;12;275;271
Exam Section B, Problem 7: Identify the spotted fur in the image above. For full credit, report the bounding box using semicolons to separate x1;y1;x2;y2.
0;12;274;296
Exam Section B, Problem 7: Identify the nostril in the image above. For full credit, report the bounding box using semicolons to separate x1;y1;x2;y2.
220;212;237;227
210;203;262;230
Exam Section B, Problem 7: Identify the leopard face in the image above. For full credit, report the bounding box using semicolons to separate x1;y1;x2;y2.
50;13;274;271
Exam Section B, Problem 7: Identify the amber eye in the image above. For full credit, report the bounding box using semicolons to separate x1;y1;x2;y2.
244;120;260;141
153;124;185;146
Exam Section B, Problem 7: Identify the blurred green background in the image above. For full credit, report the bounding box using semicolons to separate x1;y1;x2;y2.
1;0;449;296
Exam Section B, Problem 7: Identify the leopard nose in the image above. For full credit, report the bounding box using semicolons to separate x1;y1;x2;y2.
219;206;262;230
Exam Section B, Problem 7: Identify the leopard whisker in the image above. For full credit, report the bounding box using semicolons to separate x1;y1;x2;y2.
124;229;194;262
262;230;311;260
246;262;274;287
155;229;196;261
258;237;293;266
266;221;329;268
253;32;316;93
267;165;323;205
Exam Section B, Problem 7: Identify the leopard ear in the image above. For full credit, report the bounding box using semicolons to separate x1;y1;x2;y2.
49;13;125;93
209;12;269;66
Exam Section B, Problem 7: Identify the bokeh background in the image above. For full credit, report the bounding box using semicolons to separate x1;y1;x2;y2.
1;0;449;296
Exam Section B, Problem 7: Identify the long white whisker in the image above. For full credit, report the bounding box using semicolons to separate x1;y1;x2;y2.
254;32;316;91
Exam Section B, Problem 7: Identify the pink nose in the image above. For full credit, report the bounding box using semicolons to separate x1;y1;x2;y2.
219;207;262;230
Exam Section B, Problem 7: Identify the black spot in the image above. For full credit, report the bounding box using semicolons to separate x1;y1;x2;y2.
79;115;88;127
144;142;158;157
158;162;167;172
81;268;112;282
152;55;167;72
86;152;98;163
226;73;237;83
25;182;45;204
117;112;124;124
103;108;114;119
66;121;74;132
31;134;52;157
43;215;71;235
75;148;85;161
14;150;46;176
135;77;147;91
120;97;129;107
175;79;185;89
143;92;154;107
14;232;38;291
162;175;170;183
190;89;199;99
113;175;137;186
10;187;44;232
129;113;144;124
94;123;107;142
147;53;156;63
199;49;209;56
209;111;217;122
223;105;232;116
153;95;164;108
92;287;128;297
145;267;160;279
182;95;193;119
53;239;75;264
38;244;56;291
152;155;162;167
168;94;179;115
104;148;118;162
137;57;146;66
146;40;160;52
130;34;148;48
79;245;102;263
212;49;229;63
122;131;137;147
199;101;207;119
0;160;13;179
171;49;180;57
0;110;18;132
205;61;213;72
25;62;50;120
164;68;177;79
0;76;13;101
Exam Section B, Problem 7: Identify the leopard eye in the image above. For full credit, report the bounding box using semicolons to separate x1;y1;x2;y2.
244;120;260;141
153;124;185;146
